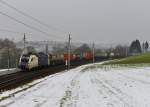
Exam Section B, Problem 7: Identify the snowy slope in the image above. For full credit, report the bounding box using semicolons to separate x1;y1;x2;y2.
1;63;150;107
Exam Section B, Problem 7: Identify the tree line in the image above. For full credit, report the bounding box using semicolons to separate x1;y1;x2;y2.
129;39;149;55
0;38;148;69
0;39;22;69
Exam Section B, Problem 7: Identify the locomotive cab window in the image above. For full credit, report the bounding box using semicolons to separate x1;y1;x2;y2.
21;58;29;63
31;58;34;62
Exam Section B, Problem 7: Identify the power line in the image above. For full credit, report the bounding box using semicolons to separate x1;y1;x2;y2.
0;0;67;34
0;0;86;43
0;28;28;34
0;11;50;36
0;11;65;40
0;28;66;41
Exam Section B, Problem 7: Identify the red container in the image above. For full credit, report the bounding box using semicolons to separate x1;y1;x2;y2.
64;54;74;61
84;52;93;60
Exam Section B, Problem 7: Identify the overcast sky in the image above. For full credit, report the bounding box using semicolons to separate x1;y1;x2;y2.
0;0;150;45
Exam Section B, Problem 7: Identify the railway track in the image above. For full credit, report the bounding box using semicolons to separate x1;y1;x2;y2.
0;65;66;92
0;59;99;92
0;72;25;81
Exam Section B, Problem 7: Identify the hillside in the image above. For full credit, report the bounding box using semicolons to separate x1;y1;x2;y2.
104;53;150;65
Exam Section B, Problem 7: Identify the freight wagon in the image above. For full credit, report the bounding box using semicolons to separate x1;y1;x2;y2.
49;54;64;65
37;52;49;68
19;52;94;71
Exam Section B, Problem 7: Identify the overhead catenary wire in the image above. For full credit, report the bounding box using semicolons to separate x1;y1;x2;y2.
0;0;67;34
0;0;89;44
0;0;98;47
0;1;92;47
0;11;66;40
0;28;29;35
0;27;89;47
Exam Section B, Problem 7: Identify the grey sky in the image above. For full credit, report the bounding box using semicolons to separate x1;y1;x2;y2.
0;0;150;45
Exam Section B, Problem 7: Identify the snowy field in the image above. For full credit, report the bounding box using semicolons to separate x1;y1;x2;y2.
1;63;150;107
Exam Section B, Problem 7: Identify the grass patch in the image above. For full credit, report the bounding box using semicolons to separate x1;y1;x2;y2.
103;53;150;65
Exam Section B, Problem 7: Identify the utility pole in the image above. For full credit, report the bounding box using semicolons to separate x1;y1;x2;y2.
45;43;48;54
15;48;18;68
92;42;95;63
23;33;26;49
7;47;10;71
68;34;71;70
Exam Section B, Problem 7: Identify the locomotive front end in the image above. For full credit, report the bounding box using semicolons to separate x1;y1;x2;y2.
19;55;29;70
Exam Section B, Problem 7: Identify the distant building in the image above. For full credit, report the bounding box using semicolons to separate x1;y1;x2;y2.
110;52;115;57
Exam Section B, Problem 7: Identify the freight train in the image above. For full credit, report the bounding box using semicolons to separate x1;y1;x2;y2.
18;52;93;71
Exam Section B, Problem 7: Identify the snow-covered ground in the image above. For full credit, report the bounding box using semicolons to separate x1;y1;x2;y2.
0;68;18;76
0;68;16;72
1;63;150;107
